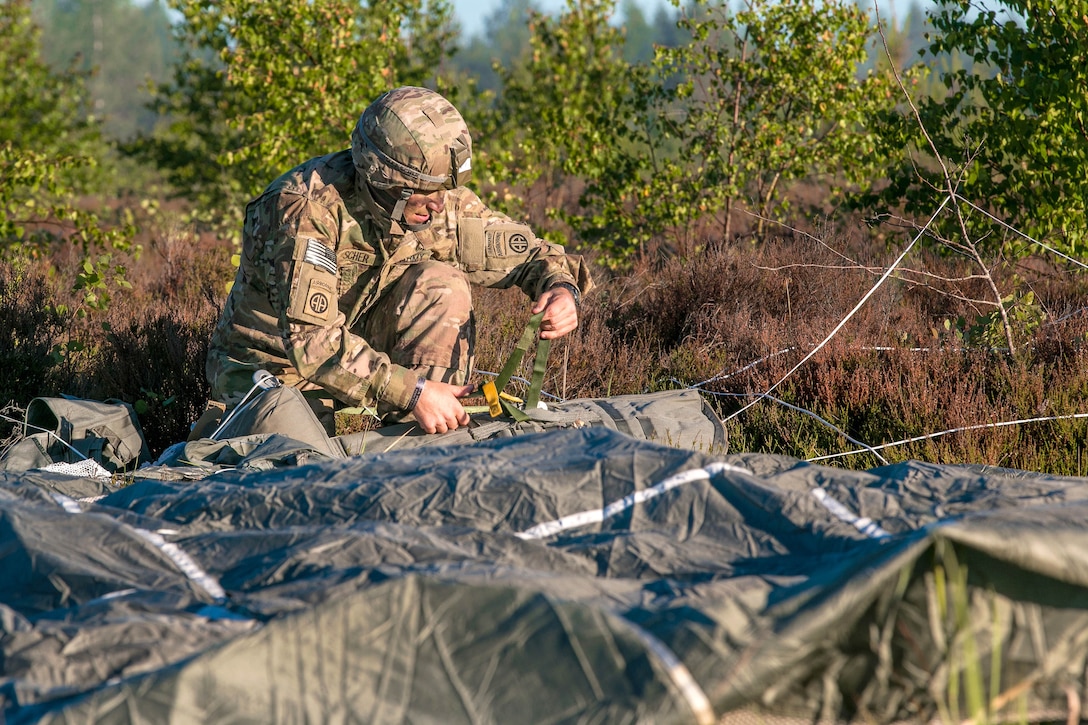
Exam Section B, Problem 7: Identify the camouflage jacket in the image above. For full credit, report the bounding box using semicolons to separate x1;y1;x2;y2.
206;150;593;410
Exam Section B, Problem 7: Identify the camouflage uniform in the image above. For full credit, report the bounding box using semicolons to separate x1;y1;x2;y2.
206;88;592;414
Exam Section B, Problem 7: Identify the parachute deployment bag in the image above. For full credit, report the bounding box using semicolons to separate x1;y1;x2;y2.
207;384;346;460
0;397;151;473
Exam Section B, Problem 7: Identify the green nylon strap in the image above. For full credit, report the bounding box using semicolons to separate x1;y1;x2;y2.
524;336;552;411
499;397;530;422
490;311;550;421
493;311;543;394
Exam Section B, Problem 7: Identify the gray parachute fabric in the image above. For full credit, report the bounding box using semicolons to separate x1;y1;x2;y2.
151;386;727;469
5;428;1088;722
339;387;728;454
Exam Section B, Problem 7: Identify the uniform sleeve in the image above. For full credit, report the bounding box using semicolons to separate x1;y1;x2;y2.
265;194;420;409
451;189;593;300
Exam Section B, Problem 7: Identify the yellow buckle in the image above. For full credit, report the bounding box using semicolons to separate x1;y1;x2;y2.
482;380;503;418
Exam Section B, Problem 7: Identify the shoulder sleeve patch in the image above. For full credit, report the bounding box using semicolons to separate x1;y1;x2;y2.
302;238;338;275
288;237;339;325
288;268;337;325
485;222;535;260
457;218;538;272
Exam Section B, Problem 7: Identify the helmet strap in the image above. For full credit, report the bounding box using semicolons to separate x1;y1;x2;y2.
404;219;433;233
390;188;413;223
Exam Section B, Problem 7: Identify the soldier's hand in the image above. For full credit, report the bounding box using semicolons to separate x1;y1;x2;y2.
533;286;579;340
412;380;473;434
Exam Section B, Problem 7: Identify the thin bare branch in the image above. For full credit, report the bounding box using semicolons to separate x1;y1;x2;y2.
873;8;1018;353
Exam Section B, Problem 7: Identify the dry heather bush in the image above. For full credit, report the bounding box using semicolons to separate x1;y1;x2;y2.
83;225;230;453
89;299;220;454
138;223;232;304
717;247;1088;470
7;207;1088;470
0;260;68;432
0;217;232;453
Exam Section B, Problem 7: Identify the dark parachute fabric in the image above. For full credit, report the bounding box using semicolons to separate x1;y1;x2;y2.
6;427;1088;722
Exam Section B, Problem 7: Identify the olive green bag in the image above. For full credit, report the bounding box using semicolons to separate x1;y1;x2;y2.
0;397;151;473
340;313;726;455
337;387;727;455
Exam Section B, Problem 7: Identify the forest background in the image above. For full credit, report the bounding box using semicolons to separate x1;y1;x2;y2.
2;0;1087;474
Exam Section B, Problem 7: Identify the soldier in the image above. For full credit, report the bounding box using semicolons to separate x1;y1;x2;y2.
205;86;592;435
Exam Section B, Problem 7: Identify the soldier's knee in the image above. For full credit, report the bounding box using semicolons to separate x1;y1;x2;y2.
411;261;472;316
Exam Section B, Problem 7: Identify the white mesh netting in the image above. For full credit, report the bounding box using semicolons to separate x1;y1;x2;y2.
39;459;111;479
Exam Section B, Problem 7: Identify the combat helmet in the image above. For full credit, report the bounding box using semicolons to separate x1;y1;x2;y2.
351;87;472;201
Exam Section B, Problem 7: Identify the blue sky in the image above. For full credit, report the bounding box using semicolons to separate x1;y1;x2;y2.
452;0;667;38
450;1;918;39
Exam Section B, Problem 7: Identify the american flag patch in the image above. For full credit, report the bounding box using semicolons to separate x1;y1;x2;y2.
303;238;337;275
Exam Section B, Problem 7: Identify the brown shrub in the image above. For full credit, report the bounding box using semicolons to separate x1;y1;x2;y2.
0;259;68;421
7;206;1088;471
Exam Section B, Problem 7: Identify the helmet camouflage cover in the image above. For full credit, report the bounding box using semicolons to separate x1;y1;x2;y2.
351;86;472;192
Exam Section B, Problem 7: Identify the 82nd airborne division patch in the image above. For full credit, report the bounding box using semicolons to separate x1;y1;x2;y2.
288;238;339;325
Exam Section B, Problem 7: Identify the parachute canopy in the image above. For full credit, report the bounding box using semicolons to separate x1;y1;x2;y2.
4;421;1088;723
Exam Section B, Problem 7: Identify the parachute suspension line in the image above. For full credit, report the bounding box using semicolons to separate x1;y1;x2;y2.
693;345;965;391
806;412;1088;464
689;347;799;388
696;382;1088;468
952;193;1088;272
698;390;889;465
721;194;952;426
209;370;282;440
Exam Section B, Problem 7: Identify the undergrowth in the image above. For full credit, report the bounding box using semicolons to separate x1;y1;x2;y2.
4;213;1088;473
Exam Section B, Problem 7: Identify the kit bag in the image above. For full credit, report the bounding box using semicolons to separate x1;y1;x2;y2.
199;385;345;460
339;313;727;455
0;397;151;473
338;388;728;455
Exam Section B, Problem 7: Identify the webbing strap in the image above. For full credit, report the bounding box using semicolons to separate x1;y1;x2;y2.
493;312;543;392
500;394;531;421
485;312;550;420
524;336;551;410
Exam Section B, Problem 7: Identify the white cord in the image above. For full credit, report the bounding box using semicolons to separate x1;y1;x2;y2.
208;370;282;440
690;347;798;388
722;195;952;424
952;193;1088;272
0;411;91;461
695;389;889;465
807;412;1088;464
